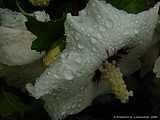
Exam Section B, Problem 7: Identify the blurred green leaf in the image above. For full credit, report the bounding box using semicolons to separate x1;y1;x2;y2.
0;0;19;11
25;16;65;52
0;91;28;117
107;0;153;13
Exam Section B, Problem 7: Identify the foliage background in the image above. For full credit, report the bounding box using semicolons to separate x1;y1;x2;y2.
0;0;160;120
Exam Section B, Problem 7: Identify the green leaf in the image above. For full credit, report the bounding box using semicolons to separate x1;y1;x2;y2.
107;0;152;13
0;91;28;117
25;16;65;52
0;0;19;11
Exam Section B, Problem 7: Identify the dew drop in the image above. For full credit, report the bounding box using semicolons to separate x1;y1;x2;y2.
134;29;139;34
55;96;60;100
64;71;74;80
92;47;97;52
97;33;102;39
99;26;106;32
47;71;51;75
61;111;66;116
80;27;85;31
61;54;66;59
124;31;129;35
54;74;59;79
78;44;84;49
70;104;76;109
78;98;83;102
91;37;97;44
94;24;98;28
97;15;102;19
106;18;113;29
80;86;85;91
91;2;96;7
75;57;81;63
77;104;81;108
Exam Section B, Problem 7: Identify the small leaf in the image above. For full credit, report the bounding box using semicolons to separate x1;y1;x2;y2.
0;91;28;117
0;0;18;10
107;0;153;13
25;16;65;52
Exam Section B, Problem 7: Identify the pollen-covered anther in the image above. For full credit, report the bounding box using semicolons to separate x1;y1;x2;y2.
100;61;133;103
29;0;50;6
43;46;61;66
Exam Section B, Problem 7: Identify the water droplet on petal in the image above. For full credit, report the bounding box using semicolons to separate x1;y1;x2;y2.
92;2;96;7
92;47;97;52
134;30;139;34
106;18;113;29
124;31;129;35
61;111;66;116
80;86;85;91
80;27;85;31
64;71;74;80
135;20;139;24
97;33;102;39
99;26;106;32
71;104;76;109
97;15;102;19
61;54;66;59
79;104;82;108
78;44;84;49
55;96;60;100
75;57;81;63
47;71;51;75
91;37;97;44
54;74;59;79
